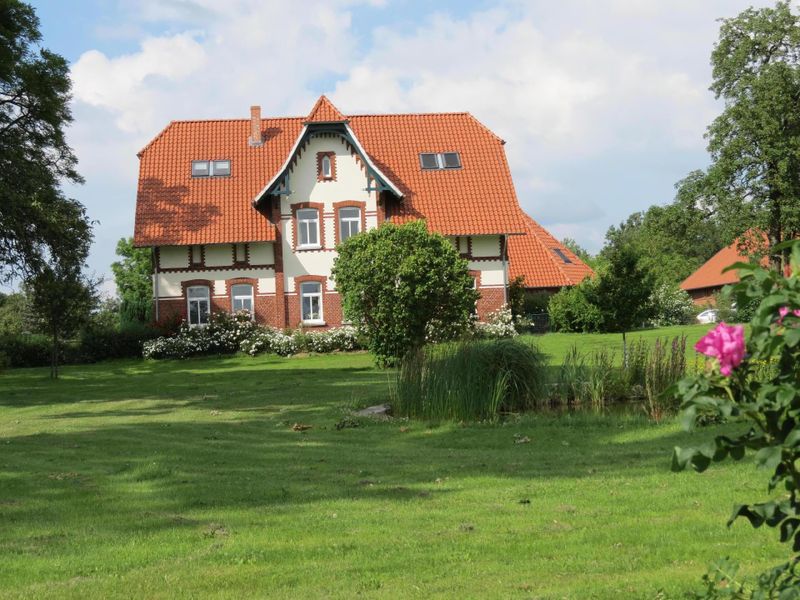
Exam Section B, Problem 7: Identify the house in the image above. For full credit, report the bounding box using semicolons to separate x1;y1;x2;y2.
680;231;767;305
133;96;591;328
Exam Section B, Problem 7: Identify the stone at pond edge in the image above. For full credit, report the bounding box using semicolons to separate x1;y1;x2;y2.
354;403;392;417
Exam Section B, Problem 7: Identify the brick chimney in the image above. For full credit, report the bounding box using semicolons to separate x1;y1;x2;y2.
249;105;263;146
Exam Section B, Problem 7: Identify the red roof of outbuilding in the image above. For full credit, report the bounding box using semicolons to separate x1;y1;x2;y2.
680;232;768;291
508;213;594;288
134;97;528;246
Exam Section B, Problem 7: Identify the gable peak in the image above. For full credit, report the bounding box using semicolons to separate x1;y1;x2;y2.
306;95;347;123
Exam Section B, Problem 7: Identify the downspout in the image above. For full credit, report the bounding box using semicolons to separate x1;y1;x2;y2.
502;234;508;305
152;247;159;323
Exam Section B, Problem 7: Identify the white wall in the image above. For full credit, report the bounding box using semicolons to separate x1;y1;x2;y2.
471;236;501;258
281;134;377;291
159;246;189;269
249;242;274;265
155;267;276;298
205;244;232;267
468;259;506;287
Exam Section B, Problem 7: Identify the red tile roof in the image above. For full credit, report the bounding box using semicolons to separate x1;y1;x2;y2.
680;232;768;291
508;213;594;288
134;97;530;246
306;95;346;123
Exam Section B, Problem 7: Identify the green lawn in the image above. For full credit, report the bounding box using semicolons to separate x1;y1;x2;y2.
0;331;784;599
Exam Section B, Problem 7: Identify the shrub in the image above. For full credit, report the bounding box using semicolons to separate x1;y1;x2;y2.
240;328;297;357
649;283;694;327
474;305;517;338
297;326;362;353
78;321;160;362
392;337;547;421
547;280;602;333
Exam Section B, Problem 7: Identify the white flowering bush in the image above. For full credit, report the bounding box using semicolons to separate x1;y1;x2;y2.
649;283;694;327
296;326;362;353
143;313;364;360
474;305;518;338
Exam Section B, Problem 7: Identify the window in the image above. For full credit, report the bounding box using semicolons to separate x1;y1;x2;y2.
231;283;254;315
234;243;247;263
339;207;361;242
442;152;461;169
321;155;332;178
419;152;462;170
300;281;323;323
187;286;210;326
419;153;439;170
192;160;210;177
553;248;573;264
190;245;203;266
212;160;231;176
297;208;320;248
191;159;230;177
317;152;336;181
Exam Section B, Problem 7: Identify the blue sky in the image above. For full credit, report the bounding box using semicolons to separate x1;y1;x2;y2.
28;0;784;295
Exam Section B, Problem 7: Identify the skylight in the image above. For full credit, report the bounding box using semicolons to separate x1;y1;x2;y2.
419;152;462;170
553;248;573;264
192;160;231;178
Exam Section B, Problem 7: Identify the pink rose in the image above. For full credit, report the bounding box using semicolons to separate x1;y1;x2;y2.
777;306;800;325
694;322;746;377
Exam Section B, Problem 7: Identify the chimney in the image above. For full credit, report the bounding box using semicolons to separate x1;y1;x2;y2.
249;105;262;147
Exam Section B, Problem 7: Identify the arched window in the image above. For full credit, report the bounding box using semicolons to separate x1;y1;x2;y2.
338;206;361;242
231;283;254;316
187;285;210;326
321;155;332;179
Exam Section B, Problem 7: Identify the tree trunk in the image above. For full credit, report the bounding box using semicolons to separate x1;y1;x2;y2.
50;328;58;379
622;330;628;369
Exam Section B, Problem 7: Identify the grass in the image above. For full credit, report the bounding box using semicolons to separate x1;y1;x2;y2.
0;326;784;598
529;323;714;366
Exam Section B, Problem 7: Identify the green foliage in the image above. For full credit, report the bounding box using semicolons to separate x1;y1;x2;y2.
672;240;800;594
605;188;724;286
0;291;29;334
677;2;800;270
594;242;655;334
561;237;596;268
331;221;478;365
650;283;695;327
713;286;761;325
507;275;526;319
0;0;91;280
111;237;152;325
392;337;547;420
547;279;603;333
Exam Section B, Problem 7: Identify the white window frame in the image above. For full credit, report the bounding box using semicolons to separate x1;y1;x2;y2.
321;155;332;179
297;208;320;248
338;207;361;243
419;152;462;170
211;160;231;177
187;285;211;327
300;281;324;324
231;283;254;317
191;160;210;177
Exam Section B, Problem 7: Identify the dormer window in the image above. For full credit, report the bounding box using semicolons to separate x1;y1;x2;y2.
317;152;336;181
419;152;462;170
191;159;231;177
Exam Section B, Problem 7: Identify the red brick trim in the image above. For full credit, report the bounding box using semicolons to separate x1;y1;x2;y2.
180;279;215;321
232;242;249;266
333;200;367;245
294;274;328;327
316;151;336;182
291;202;325;250
272;197;287;328
226;277;257;318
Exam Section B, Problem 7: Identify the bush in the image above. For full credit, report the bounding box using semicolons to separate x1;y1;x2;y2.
649;283;694;327
392;337;548;421
547;280;603;332
78;321;160;362
474;305;517;338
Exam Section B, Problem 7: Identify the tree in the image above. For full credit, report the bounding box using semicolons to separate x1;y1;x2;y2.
679;1;800;271
111;237;152;325
0;291;29;335
561;238;597;269
0;1;90;281
604;186;724;286
593;242;655;364
27;261;98;378
331;221;479;365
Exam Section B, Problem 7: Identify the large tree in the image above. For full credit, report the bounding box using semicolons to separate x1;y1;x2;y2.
680;1;800;269
0;0;90;280
332;221;479;365
111;237;153;325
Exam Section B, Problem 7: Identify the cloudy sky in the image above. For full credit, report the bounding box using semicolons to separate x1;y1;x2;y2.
30;0;787;293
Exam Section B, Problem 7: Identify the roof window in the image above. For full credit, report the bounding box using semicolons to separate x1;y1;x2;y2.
191;160;231;178
553;248;573;264
419;152;461;170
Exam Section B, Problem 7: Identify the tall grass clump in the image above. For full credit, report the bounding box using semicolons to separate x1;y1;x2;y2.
392;338;547;421
644;335;686;420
